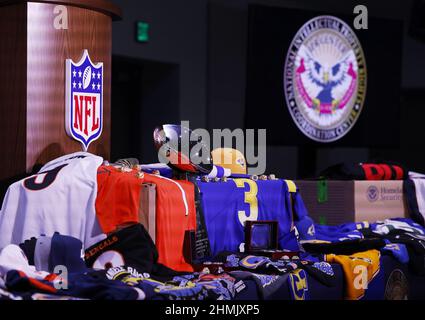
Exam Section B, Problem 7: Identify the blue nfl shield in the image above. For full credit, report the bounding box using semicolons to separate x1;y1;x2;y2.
65;50;103;151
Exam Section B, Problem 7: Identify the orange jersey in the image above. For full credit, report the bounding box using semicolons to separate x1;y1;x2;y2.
325;249;381;300
96;166;142;233
143;174;196;272
95;165;196;272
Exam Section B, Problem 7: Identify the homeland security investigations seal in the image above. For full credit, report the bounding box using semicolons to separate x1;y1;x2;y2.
284;16;366;142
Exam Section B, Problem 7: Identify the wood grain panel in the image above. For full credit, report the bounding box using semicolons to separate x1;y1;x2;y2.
0;0;122;19
26;1;112;171
0;3;27;181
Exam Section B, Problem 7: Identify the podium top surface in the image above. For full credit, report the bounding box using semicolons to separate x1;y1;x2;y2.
0;0;122;20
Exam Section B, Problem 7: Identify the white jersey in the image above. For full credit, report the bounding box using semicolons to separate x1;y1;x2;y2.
0;152;105;250
0;244;49;280
408;171;425;224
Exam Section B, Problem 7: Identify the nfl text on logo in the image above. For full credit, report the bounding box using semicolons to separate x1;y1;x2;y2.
284;16;367;142
65;50;103;151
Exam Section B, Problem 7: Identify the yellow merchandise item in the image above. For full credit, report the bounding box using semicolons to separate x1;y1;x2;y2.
325;249;381;300
211;148;247;174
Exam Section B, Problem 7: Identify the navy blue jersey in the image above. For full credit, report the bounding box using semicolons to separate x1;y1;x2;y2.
197;179;302;255
314;222;368;242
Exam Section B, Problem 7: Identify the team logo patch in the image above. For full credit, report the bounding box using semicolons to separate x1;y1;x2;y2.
252;273;281;288
384;269;408;300
313;262;334;276
284;16;366;142
197;274;237;300
239;255;269;269
65;50;103;151
288;269;309;300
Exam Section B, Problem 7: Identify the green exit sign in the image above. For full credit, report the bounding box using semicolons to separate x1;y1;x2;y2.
136;21;149;42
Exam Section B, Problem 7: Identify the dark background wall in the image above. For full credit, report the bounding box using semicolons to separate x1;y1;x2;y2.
110;0;207;163
109;0;425;178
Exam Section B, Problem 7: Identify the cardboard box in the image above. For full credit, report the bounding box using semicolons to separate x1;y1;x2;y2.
354;181;407;222
295;180;407;225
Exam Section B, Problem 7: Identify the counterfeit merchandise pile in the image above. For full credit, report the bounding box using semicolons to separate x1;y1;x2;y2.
0;149;424;300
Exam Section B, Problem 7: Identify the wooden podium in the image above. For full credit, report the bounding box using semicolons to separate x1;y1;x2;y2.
0;0;121;192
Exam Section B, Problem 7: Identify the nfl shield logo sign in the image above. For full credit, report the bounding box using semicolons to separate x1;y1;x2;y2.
65;50;103;151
